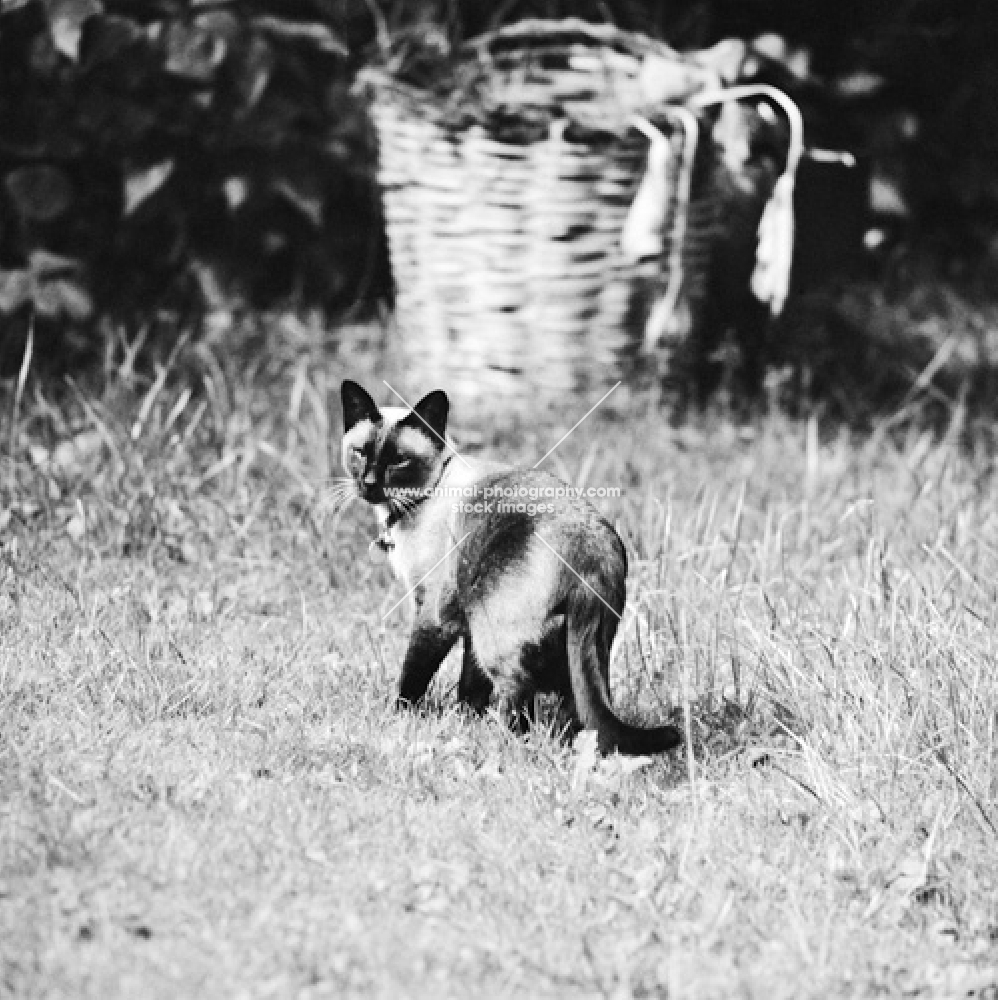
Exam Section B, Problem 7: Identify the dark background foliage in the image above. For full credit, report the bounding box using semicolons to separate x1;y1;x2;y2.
0;0;995;374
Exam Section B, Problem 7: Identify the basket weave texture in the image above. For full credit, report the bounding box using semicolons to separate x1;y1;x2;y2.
361;19;720;409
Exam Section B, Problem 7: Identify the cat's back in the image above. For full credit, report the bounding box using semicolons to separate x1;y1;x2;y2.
454;465;624;563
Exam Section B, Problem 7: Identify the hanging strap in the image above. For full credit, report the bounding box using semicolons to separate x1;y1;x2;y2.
693;84;804;317
622;82;804;347
624;107;700;343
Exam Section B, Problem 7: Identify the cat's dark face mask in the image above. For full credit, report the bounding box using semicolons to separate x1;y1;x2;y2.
340;381;449;509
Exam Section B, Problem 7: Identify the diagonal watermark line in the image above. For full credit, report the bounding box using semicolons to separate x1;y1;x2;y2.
383;381;472;469
532;382;621;469
381;531;470;621
532;532;621;621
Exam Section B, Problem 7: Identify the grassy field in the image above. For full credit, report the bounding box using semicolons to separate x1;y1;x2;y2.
2;297;997;999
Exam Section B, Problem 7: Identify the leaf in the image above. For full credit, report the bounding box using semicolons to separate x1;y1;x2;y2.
162;21;226;81
639;53;712;104
251;15;346;57
0;270;32;313
194;9;239;44
5;164;74;221
690;38;750;85
51;430;103;475
833;69;887;99
26;256;91;318
752;33;812;81
222;176;249;210
27;248;80;276
271;170;325;228
232;34;274;109
47;277;93;319
44;0;103;60
189;259;227;310
31;277;64;317
124;159;174;215
870;169;910;218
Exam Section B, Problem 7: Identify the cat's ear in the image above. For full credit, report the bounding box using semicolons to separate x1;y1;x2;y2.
341;380;380;431
409;389;449;447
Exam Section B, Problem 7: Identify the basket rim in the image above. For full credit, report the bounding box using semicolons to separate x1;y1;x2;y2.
459;17;683;63
357;17;693;114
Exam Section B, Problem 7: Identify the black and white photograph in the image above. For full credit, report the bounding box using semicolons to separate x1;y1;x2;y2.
1;1;997;997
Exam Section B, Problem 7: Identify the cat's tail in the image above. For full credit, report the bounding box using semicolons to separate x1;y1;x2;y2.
565;587;682;757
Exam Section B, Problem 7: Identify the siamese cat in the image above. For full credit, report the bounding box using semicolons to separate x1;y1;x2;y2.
340;380;681;756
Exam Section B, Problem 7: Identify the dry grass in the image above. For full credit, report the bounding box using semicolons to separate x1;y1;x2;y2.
1;301;997;999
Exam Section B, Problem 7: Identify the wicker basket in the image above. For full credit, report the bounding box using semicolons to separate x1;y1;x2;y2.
360;19;726;412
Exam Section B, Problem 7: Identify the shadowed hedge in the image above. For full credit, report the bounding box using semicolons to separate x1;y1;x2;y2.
0;0;384;373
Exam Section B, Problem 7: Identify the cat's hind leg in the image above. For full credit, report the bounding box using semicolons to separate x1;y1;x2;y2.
457;633;494;714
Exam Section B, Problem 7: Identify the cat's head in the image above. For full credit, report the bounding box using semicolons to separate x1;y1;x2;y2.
340;380;450;507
